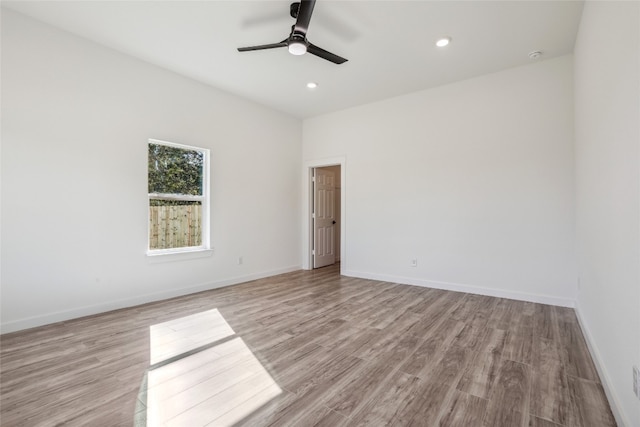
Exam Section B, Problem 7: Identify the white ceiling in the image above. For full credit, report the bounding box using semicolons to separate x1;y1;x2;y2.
4;1;584;118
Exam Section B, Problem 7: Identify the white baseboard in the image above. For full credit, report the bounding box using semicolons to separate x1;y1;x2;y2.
342;269;575;308
574;302;630;427
0;265;301;334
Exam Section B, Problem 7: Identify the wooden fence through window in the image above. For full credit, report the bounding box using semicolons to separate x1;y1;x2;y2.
149;205;202;249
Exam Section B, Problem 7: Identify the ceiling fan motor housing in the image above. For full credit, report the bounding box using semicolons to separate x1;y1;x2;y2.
290;33;307;46
290;2;300;19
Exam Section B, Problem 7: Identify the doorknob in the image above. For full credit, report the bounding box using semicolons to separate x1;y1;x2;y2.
332;220;336;224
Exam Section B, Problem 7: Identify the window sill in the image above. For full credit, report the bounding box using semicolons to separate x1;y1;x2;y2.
147;248;214;263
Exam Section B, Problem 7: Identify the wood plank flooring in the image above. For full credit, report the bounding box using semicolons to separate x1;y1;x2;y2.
0;265;616;426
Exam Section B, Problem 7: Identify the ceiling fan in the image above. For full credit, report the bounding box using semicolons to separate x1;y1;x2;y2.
237;0;348;65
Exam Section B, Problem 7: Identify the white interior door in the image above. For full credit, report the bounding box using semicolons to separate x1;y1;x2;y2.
313;168;336;268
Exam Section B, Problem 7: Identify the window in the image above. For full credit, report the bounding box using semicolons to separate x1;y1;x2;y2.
148;139;209;254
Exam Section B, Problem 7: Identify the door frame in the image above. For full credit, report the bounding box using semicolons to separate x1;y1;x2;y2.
302;157;346;272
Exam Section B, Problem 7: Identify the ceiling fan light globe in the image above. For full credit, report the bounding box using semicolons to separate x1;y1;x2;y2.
288;41;307;55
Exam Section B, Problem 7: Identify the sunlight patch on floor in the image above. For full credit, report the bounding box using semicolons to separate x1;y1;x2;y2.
149;309;236;365
143;309;282;426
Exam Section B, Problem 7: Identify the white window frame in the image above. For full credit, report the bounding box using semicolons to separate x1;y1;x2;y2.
147;138;210;256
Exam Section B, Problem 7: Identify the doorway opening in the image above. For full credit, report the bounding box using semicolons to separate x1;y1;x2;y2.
303;158;345;271
312;165;341;269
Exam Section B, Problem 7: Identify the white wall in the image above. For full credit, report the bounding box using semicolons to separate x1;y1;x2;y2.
1;10;302;333
304;55;576;306
574;2;640;426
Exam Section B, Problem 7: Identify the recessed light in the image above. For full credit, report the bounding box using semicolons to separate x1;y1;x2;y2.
306;82;318;89
436;37;451;48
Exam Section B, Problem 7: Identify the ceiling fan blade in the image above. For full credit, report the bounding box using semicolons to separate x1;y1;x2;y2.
294;0;316;33
307;43;348;64
238;41;288;52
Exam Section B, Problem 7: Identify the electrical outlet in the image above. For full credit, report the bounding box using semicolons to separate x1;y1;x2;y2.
238;256;243;265
634;365;640;399
410;258;418;267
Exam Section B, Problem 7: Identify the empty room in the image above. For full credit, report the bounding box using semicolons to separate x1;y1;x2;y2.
1;1;638;426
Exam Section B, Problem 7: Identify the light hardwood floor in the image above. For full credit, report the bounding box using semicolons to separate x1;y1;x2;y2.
1;265;616;426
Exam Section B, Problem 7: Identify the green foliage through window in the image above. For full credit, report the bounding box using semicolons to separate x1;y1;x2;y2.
148;143;203;195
